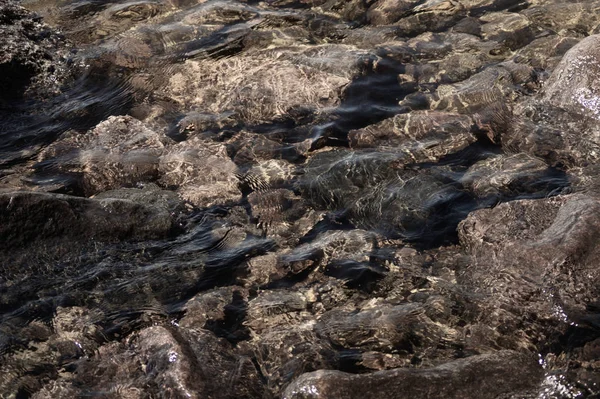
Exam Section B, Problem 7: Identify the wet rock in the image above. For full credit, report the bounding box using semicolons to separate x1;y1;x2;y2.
252;325;336;395
392;0;467;37
93;183;187;217
51;0;168;45
172;111;240;141
240;159;298;192
301;151;473;242
367;0;422;26
162;49;349;124
324;259;387;291
461;153;563;199
319;0;369;22
270;44;371;80
425;65;522;114
479;12;533;50
249;188;322;243
513;35;579;72
279;229;379;276
541;34;600;120
230;131;283;165
241;253;282;287
316;301;456;353
158;137;241;207
504;100;600;167
458;194;600;345
0;0;69;101
349;111;476;162
0;306;104;397
523;3;600;38
68;325;266;399
246;290;309;333
37;115;172;195
179;287;244;330
0;190;177;251
283;350;543;399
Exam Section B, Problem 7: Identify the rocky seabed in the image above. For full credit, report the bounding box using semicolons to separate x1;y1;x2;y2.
3;0;600;397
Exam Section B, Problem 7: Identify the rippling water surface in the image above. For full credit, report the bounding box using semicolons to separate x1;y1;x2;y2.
2;0;599;397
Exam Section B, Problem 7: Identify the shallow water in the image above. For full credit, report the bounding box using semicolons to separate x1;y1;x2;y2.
1;0;597;397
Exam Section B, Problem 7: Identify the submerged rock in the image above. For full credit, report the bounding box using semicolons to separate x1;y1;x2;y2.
0;189;178;251
37;115;172;195
162;49;350;124
6;0;600;397
158;137;241;207
283;351;543;399
461;153;564;199
458;194;600;355
349;111;476;161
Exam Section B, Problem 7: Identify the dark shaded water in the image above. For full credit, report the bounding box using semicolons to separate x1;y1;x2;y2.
1;0;597;397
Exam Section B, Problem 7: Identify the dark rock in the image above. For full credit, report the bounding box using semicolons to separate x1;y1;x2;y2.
324;259;387;291
523;3;600;38
71;325;266;398
251;325;336;395
0;0;69;102
479;12;533;51
279;229;380;276
367;0;422;26
248;188;322;245
392;0;467;37
179;287;244;330
283;351;543;399
513;35;579;72
247;290;309;333
505;100;600;167
0;190;177;251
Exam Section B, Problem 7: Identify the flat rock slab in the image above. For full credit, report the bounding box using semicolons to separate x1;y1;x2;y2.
283;350;543;399
0;189;177;250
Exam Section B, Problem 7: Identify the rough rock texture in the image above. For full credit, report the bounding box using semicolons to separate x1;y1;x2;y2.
38;115;173;195
5;0;600;398
0;0;69;101
158;137;242;207
283;351;543;399
459;194;600;327
0;188;178;250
